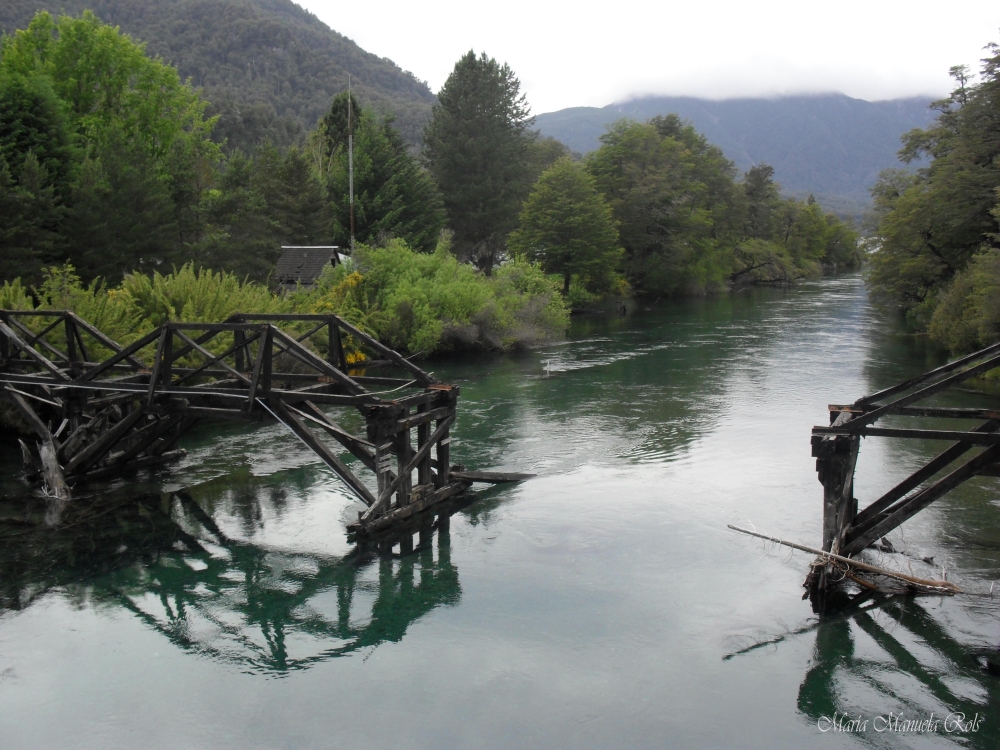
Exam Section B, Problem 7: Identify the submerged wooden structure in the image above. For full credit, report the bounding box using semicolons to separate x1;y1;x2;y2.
808;341;1000;594
0;309;522;534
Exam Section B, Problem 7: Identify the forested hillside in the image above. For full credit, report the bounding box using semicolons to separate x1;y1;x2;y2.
536;94;936;218
0;0;436;152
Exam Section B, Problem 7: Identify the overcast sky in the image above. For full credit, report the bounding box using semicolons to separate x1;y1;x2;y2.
299;0;1000;114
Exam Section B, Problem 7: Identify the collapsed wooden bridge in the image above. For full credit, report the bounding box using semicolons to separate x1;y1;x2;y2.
0;309;524;534
808;341;1000;594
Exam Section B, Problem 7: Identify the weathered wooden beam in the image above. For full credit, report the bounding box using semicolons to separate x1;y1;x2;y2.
77;328;160;382
245;326;270;409
846;352;1000;429
330;317;436;385
78;449;186;481
67;313;139;367
450;470;536;483
815;425;1000;444
361;415;455;523
290;401;378;469
174;329;261;386
830;405;1000;420
857;340;1000;408
352;481;470;534
850;419;999;530
173;329;249;385
6;316;70;363
397;406;452;431
270;328;365;396
0;320;70;380
269;399;376;506
842;442;1000;555
64;405;147;475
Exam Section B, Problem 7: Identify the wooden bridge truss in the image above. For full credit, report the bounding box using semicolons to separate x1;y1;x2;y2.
0;309;487;534
809;340;1000;591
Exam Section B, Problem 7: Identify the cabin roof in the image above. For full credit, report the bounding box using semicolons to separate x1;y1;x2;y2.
275;246;340;290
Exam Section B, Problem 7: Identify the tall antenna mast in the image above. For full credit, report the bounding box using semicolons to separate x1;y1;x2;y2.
348;75;355;253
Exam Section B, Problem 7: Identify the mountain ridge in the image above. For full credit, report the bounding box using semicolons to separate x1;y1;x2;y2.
535;93;938;217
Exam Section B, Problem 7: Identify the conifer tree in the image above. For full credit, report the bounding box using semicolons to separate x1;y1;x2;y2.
422;51;533;272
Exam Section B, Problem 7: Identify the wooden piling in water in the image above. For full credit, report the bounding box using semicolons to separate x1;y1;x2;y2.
807;341;1000;596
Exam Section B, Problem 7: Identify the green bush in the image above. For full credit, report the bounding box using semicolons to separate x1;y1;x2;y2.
308;239;569;353
929;248;1000;354
2;244;570;360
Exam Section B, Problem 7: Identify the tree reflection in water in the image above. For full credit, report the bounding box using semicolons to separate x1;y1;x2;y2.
0;488;463;673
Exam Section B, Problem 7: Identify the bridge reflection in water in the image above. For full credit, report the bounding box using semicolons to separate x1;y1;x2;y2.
0;482;463;673
798;591;1000;747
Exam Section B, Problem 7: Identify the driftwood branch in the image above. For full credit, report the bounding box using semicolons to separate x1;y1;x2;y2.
727;524;961;594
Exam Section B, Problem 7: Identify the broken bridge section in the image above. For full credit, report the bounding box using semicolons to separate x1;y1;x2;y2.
808;340;1000;592
0;309;479;534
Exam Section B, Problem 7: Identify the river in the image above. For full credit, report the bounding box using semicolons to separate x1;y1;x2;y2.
2;273;999;748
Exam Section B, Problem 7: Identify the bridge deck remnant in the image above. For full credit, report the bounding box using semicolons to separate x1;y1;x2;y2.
0;309;477;534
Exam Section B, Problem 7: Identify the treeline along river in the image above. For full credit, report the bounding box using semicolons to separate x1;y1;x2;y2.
1;274;999;748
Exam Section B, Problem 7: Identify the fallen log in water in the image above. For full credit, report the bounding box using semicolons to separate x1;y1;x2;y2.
727;524;962;594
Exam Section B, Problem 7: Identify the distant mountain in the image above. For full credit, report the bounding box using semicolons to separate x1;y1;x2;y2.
535;94;938;217
0;0;437;151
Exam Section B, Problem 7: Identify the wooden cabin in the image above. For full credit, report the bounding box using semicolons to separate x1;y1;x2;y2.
274;246;342;291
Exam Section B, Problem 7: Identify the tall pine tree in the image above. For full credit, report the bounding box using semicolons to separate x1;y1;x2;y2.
422;51;533;273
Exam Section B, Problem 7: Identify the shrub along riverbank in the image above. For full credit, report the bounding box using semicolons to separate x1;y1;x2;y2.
0;239;570;361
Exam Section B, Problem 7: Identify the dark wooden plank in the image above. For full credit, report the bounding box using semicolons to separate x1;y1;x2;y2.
846;352;1000;428
269;399;376;506
6;316;70;363
352;481;470;534
0;320;71;380
67;313;141;367
173;329;249;385
842;442;1000;555
64;405;148;474
173;328;261;386
78;449;186;481
361;415;455;523
850;419;998;529
329;317;436;385
397;406;452;431
450;470;536;483
814;425;1000;444
77;328;160;382
245;326;270;409
270;328;366;396
856;340;1000;407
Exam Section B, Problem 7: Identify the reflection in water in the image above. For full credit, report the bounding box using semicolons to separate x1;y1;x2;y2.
0;479;463;674
796;591;1000;748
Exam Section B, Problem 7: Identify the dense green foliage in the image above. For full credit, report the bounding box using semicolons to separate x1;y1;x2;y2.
509;158;623;295
1;238;569;356
423;51;535;273
585;115;861;296
0;11;445;286
1;9;862;363
868;48;1000;351
0;0;436;153
311;240;569;353
0;11;219;280
318;93;445;252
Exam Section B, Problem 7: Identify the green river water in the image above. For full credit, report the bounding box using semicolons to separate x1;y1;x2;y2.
2;273;1000;748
